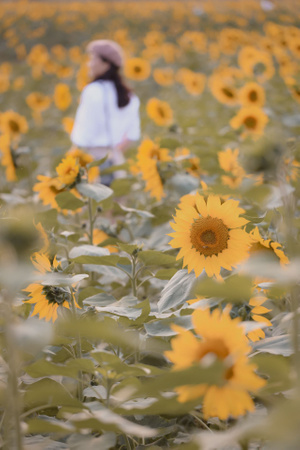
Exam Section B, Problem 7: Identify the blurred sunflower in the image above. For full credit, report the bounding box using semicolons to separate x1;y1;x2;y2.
238;47;275;83
26;92;52;123
67;147;99;182
12;76;25;91
218;148;246;188
23;252;80;323
54;83;72;111
92;229;118;253
56;154;80;186
168;194;251;278
124;57;151;81
230;106;268;139
247;293;272;342
183;72;206;96
62;117;74;134
249;227;289;266
0;133;16;182
0;110;28;139
165;307;265;419
239;82;265;107
33;175;65;209
0;74;10;93
137;138;171;163
209;75;238;106
153;68;174;86
146;98;173;126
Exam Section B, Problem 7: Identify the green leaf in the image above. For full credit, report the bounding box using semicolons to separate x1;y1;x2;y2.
252;354;291;394
157;269;196;313
78;287;104;303
71;254;130;266
83;292;116;307
195;274;253;302
138;250;176;267
24;378;83;408
87;154;108;168
39;273;88;287
55;192;85;210
70;406;157;437
110;178;133;196
25;358;95;378
155;268;178;280
117;203;154;218
26;417;75;434
69;245;109;259
252;335;293;356
66;433;116;450
117;242;140;255
145;316;192;337
76;182;113;202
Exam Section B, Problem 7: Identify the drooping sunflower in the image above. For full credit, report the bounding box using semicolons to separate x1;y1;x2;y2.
54;83;72;111
239;82;265;108
0;110;28;139
124;57;151;81
209;75;239;106
56;155;80;186
67;147;99;182
230;106;268;139
168;194;251;278
0;133;16;182
33;175;65;209
146;98;173;127
23;252;80;323
165;307;265;420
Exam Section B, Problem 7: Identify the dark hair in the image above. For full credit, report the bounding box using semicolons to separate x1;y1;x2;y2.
93;57;131;108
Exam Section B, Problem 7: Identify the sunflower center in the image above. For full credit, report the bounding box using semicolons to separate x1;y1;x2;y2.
248;90;258;102
9;119;20;133
190;216;229;256
43;285;70;305
157;106;166;118
150;149;161;160
244;116;257;129
134;66;142;73
222;87;234;98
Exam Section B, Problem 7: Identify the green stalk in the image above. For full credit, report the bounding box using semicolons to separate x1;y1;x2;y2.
70;289;84;402
131;256;137;298
88;198;94;245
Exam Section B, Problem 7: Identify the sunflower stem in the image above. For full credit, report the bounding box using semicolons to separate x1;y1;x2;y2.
70;289;84;402
2;291;24;450
131;255;138;298
88;198;94;245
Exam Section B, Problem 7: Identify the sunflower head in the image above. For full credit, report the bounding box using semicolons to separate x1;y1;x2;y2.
56;155;80;186
169;194;251;278
124;57;151;81
146;98;173;127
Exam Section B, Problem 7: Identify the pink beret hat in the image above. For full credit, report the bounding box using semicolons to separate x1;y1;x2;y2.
86;39;124;68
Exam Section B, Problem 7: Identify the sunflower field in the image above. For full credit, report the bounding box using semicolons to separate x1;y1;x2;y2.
0;0;300;449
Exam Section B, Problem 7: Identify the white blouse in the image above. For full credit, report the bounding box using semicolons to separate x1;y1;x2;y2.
70;80;141;149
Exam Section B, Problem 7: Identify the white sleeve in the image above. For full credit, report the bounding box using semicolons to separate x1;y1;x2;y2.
126;96;141;142
70;84;103;147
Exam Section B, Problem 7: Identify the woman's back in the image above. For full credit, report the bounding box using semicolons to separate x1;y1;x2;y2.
71;80;140;149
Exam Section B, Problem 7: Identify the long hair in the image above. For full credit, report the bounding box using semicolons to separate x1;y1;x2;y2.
93;57;131;108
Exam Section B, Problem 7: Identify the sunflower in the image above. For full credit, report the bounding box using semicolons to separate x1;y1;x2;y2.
62;117;74;134
218;148;246;188
249;227;289;266
56;155;80;186
12;76;25;91
209;75;239;106
23;252;80;323
92;229;118;253
54;83;72;111
230;106;268;139
146;98;173;127
239;82;265;107
67;147;99;182
124;57;151;81
0;133;16;182
182;72;206;96
238;47;275;83
0;110;28;139
247;293;272;342
26;92;52;112
33;175;65;209
175;148;203;178
168;194;251;278
136;139;170;201
165;307;265;419
0;74;9;94
153;68;174;86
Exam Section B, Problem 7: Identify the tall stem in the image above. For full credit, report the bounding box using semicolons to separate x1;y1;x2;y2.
3;292;23;450
88;198;94;245
131;256;137;298
70;289;84;402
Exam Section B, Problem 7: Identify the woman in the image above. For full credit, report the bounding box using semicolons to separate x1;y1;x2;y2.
71;39;141;183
